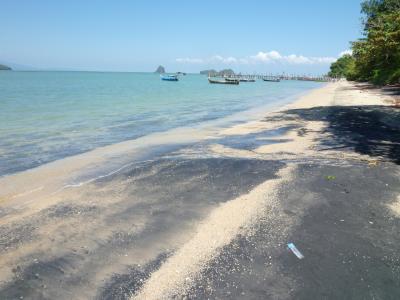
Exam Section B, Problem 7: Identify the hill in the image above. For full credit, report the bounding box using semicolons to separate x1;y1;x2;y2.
155;65;165;73
0;64;12;70
200;69;235;76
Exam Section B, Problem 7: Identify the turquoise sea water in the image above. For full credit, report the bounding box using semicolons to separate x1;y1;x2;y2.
0;71;322;176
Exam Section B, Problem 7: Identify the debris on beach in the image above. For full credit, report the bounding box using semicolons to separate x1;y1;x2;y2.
367;160;380;167
325;175;336;181
359;158;382;167
287;243;304;259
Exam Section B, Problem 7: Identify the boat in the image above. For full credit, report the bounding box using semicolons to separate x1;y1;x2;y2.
263;78;280;82
225;77;255;83
208;77;239;85
224;78;241;83
239;78;256;82
161;74;179;81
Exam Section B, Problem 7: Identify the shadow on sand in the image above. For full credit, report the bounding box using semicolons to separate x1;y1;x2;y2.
342;83;400;96
284;105;400;164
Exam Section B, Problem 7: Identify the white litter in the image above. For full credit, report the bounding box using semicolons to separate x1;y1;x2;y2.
288;243;304;259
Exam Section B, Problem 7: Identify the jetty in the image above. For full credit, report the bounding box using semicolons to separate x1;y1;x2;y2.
207;73;336;82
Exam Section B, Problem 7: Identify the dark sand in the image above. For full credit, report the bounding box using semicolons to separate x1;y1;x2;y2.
184;158;400;300
0;157;286;299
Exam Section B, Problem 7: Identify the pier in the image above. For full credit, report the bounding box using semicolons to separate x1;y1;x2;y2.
208;73;337;82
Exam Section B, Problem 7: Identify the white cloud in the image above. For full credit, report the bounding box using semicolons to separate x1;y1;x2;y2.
175;57;204;64
176;50;337;66
310;56;337;64
176;55;241;65
211;55;224;62
284;54;312;64
223;56;237;64
339;49;353;57
251;51;282;62
209;55;239;64
210;55;236;64
251;52;336;64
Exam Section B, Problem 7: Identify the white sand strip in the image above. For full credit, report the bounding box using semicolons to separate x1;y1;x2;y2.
388;195;400;217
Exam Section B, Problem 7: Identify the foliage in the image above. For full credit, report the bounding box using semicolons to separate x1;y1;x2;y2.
328;55;355;78
331;0;400;85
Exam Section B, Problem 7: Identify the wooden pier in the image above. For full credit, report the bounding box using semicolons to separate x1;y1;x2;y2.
208;73;336;82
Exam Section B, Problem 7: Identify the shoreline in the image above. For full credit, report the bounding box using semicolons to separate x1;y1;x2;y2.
0;72;321;179
0;81;320;179
0;81;399;299
0;83;323;216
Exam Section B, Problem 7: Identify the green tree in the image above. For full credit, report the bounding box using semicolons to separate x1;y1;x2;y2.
331;0;400;85
328;55;356;78
353;4;400;84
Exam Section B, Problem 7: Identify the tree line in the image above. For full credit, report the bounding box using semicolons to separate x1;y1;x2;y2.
329;0;400;85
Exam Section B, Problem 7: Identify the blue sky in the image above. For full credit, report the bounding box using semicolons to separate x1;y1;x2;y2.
0;0;363;74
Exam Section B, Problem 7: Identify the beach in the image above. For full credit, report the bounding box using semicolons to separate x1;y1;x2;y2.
0;81;399;299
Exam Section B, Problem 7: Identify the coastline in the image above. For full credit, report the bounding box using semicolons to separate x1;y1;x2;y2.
0;72;321;178
0;82;322;222
0;81;399;299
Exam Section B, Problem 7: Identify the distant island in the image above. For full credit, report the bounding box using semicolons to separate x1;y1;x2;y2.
155;65;165;73
200;69;217;75
0;64;12;71
200;69;235;76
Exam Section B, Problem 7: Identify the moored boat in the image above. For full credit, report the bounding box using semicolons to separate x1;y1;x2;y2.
239;78;256;82
224;78;241;83
208;77;239;85
262;78;280;82
161;74;179;81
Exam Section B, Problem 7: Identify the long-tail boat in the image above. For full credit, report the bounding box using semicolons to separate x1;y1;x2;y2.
262;78;280;82
209;77;239;85
161;74;179;81
239;78;256;82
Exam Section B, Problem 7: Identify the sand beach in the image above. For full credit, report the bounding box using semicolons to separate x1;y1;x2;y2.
0;81;399;299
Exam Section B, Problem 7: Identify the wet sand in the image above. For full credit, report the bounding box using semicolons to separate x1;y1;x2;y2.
0;81;399;299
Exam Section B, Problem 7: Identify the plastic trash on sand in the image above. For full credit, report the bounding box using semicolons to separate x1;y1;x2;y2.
288;243;304;259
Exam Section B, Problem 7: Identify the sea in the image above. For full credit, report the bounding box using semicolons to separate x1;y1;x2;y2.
0;71;322;176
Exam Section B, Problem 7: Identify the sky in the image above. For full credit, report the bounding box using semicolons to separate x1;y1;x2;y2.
0;0;363;74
